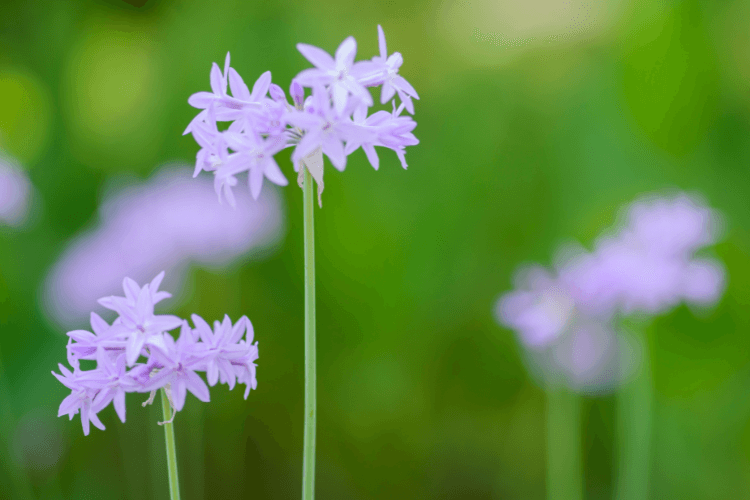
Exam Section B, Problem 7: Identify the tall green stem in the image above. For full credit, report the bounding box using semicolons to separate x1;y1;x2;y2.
546;386;583;500
302;166;317;500
161;388;181;500
615;330;652;500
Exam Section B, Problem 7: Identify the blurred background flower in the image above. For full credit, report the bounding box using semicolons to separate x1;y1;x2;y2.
43;165;284;328
0;0;749;499
0;154;34;228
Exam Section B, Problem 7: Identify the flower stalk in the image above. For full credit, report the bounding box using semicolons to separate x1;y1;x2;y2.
161;388;181;500
615;329;652;500
546;386;583;500
302;165;317;500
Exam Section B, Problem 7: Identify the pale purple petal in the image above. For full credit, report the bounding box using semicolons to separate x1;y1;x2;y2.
113;391;126;423
336;37;357;69
228;68;251;101
172;378;187;412
185;371;210;403
297;43;335;70
209;63;223;96
250;71;272;101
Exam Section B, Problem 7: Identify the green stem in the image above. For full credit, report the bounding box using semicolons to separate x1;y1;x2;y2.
614;330;652;500
302;166;317;500
546;386;583;500
161;388;181;500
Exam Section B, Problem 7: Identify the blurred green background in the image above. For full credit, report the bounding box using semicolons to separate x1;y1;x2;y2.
1;0;750;498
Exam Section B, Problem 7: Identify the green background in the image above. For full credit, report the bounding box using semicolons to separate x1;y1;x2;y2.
1;0;750;498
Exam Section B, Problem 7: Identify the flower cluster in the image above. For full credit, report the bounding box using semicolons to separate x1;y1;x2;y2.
496;192;725;392
184;25;419;206
52;272;258;435
44;166;283;328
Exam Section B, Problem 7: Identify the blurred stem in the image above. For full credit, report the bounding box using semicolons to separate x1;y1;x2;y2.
546;387;583;500
302;165;317;500
0;347;35;499
160;388;181;500
615;329;652;500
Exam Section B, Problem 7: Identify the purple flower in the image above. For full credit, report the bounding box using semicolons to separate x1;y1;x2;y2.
287;86;371;171
186;53;263;126
184;27;420;203
217;132;288;203
87;347;138;423
496;191;726;393
53;271;262;434
295;37;374;113
361;25;420;114
97;273;183;366
142;323;211;412
43;166;284;328
66;312;126;362
190;314;257;397
52;363;106;436
344;101;419;170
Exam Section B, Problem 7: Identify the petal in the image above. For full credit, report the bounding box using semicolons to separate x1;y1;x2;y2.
250;71;272;102
223;52;231;83
81;411;91;436
207;360;219;386
209;62;223;96
92;387;114;413
228;68;252;101
123;277;141;301
297;43;335;70
191;314;214;344
380;82;396;104
335;37;357;69
188;92;216;109
377;25;387;59
89;411;106;431
394;75;419;99
58;392;80;417
135;287;153;321
285;111;322;131
293;68;331;88
322;135;346;171
292;131;323;164
172;379;187;412
114;391;126;423
126;335;146;367
185;371;210;403
263;158;289;186
149;315;183;333
230;316;248;344
249;166;264;200
363;144;380;170
150;271;166;295
332;83;348;114
90;312;109;337
386;52;404;70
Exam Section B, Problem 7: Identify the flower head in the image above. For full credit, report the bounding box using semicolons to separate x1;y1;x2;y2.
496;192;726;393
53;272;260;434
184;26;420;203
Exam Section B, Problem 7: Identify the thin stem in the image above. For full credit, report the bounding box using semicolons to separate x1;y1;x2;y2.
546;386;583;500
302;165;317;500
615;329;652;500
161;388;181;500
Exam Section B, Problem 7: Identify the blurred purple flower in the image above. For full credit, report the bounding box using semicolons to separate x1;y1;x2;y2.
496;192;726;393
0;154;32;227
43;166;284;328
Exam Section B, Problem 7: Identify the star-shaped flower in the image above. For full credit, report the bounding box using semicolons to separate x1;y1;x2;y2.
295;37;374;113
